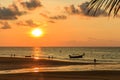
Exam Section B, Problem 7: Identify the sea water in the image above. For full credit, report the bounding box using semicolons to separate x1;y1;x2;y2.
0;47;120;74
0;47;120;62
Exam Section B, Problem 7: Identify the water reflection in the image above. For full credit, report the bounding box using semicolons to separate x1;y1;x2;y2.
33;67;40;72
34;57;40;59
0;64;120;74
32;47;42;59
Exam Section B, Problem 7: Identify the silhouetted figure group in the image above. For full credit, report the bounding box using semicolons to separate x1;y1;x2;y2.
48;56;53;59
11;54;16;57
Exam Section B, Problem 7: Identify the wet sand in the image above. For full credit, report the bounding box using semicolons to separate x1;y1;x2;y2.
0;57;120;80
0;57;98;70
0;71;120;80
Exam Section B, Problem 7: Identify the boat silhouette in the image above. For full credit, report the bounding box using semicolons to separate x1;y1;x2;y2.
69;53;85;58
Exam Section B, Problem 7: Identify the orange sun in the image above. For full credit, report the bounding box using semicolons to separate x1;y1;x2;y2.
31;28;43;37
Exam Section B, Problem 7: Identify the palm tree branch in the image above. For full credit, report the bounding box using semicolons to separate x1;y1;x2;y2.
114;0;120;16
87;0;120;16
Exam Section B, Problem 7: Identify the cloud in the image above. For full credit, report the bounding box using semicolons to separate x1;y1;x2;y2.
39;13;49;18
40;12;67;21
64;3;107;17
48;20;56;23
49;15;67;20
21;0;42;10
0;22;11;29
25;20;38;27
64;5;80;14
16;20;48;27
16;20;38;27
0;4;25;20
79;2;107;16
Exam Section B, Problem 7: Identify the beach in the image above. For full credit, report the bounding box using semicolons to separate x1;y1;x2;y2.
0;57;120;80
0;0;120;79
0;57;96;70
0;71;120;80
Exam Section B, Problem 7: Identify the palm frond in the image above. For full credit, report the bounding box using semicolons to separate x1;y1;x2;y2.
87;0;120;16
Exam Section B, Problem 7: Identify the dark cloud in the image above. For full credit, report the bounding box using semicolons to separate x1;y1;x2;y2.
16;20;38;27
0;4;25;20
64;5;80;14
64;3;107;17
0;22;11;29
0;0;42;20
39;13;49;18
49;15;67;20
48;20;55;23
25;20;38;27
21;0;42;10
79;2;107;16
16;21;26;26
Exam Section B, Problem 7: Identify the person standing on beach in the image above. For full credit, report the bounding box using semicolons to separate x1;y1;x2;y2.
59;50;62;53
13;54;16;57
94;59;96;63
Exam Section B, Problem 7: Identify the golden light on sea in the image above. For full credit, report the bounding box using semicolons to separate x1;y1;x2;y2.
33;67;39;72
34;56;40;60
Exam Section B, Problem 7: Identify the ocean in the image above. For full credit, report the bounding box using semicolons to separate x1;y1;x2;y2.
0;47;120;74
0;47;120;62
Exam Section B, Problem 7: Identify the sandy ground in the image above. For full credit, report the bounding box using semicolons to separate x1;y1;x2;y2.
0;71;120;80
0;57;120;80
0;57;97;70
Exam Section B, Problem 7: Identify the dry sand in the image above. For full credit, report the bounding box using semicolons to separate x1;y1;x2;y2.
0;71;120;80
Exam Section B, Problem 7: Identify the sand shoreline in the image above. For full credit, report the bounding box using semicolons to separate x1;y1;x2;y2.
0;57;101;70
0;57;120;80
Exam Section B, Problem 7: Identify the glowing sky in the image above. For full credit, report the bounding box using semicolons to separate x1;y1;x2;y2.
0;0;120;47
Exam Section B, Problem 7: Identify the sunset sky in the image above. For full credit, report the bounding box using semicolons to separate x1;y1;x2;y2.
0;0;120;47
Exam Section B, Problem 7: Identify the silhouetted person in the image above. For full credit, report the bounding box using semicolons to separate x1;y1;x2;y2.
59;50;62;53
13;54;15;57
48;56;50;59
48;56;53;59
51;56;53;59
94;59;96;63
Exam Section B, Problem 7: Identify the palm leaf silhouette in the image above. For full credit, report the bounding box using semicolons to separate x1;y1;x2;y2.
87;0;120;16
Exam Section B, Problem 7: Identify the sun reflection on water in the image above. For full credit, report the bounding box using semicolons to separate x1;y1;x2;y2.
32;47;42;59
33;67;40;72
34;57;40;60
